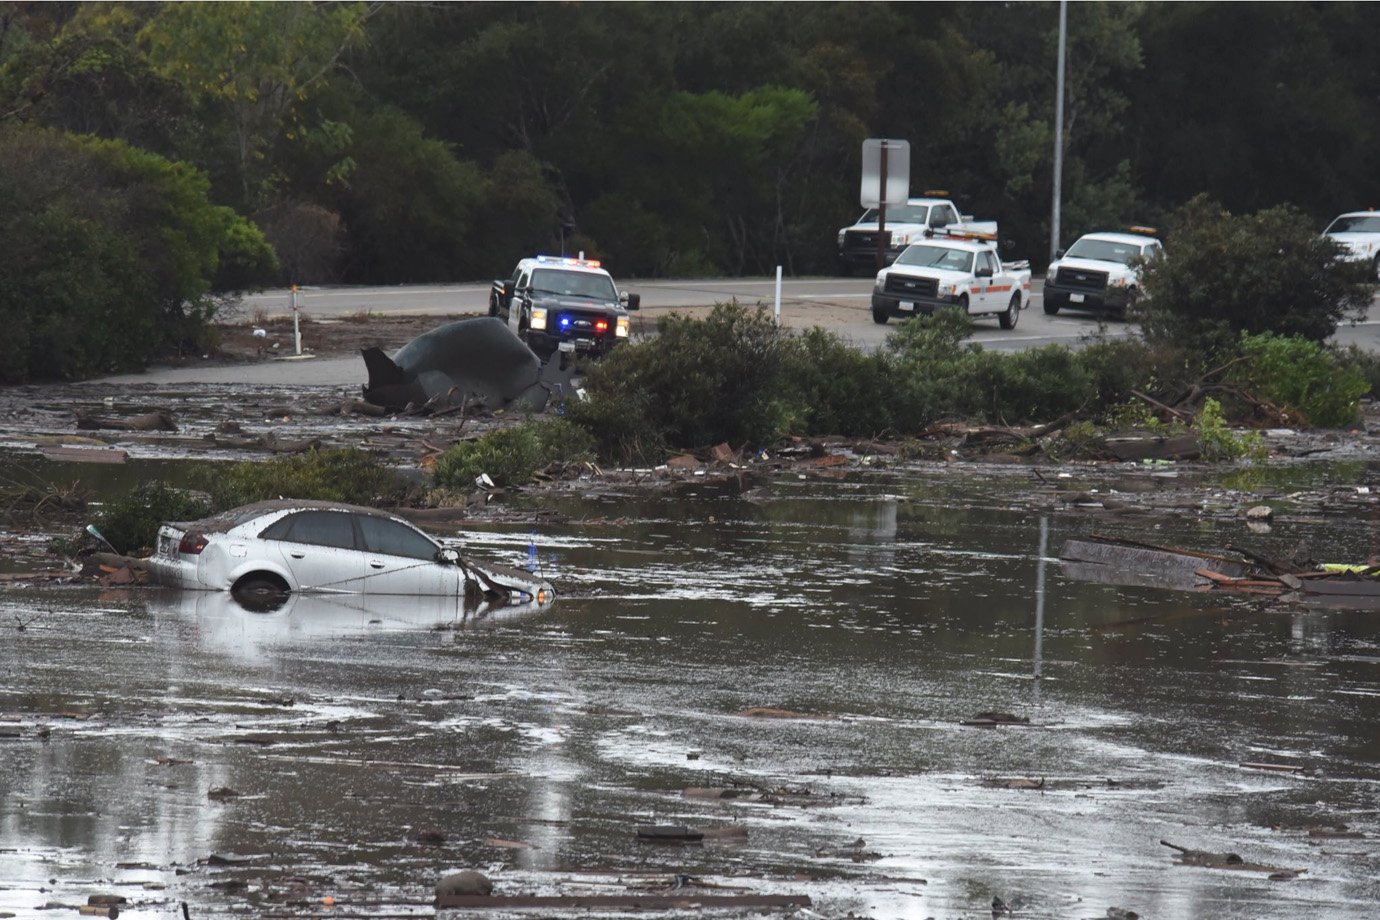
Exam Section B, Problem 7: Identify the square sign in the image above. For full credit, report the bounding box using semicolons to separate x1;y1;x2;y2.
860;139;910;208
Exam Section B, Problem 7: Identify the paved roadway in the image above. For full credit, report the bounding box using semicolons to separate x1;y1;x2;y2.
243;276;1380;355
94;277;1380;386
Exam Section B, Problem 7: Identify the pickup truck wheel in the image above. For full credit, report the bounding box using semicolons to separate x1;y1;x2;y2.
1373;255;1380;283
999;293;1020;330
1043;298;1060;316
488;298;499;318
871;306;889;325
956;294;969;314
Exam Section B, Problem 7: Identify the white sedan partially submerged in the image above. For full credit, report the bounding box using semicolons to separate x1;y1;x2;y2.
149;500;553;607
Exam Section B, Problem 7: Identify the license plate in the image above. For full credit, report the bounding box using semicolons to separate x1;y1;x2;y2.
898;301;914;311
1070;293;1085;303
558;341;576;352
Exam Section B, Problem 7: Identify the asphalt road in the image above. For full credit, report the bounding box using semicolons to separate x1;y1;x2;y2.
97;277;1380;386
242;276;1380;355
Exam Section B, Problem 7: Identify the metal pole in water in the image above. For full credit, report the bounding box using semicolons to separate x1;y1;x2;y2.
774;265;783;326
1033;515;1048;707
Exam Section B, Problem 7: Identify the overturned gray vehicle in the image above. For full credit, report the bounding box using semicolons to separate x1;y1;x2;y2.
361;316;574;412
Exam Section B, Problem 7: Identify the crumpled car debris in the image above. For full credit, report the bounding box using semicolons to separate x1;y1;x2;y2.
361;316;575;412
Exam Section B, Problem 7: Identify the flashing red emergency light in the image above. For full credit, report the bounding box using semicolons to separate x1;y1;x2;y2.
594;319;609;333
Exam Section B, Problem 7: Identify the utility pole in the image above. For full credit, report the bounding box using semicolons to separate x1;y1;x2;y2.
1050;0;1068;264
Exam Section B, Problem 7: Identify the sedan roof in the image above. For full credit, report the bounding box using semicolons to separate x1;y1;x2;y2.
169;500;413;534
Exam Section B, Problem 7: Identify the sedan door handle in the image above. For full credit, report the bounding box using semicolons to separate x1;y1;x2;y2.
369;560;385;569
290;552;306;559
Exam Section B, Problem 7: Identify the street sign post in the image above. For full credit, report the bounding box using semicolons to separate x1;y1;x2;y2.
861;139;910;270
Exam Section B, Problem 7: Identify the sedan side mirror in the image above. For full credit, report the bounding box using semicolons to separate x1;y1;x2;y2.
438;547;460;565
624;292;641;311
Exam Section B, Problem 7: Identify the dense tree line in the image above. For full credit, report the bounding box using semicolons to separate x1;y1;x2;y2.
1;2;1377;292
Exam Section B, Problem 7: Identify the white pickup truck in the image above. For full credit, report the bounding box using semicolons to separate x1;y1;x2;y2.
1324;211;1380;281
870;231;1031;329
837;194;997;275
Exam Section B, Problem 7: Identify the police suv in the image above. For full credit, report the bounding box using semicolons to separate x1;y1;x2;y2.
1043;228;1162;317
490;255;640;357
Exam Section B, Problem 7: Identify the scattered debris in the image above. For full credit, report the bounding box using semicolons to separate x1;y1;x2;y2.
1160;839;1305;877
961;711;1030;727
1061;534;1380;608
1239;761;1306;775
736;707;831;720
814;837;882;861
206;787;240;801
436;870;494;899
435;894;811;910
981;776;1045;790
75;409;177;432
637;825;704;843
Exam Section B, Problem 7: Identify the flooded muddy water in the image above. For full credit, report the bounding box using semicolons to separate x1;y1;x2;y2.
3;466;1380;918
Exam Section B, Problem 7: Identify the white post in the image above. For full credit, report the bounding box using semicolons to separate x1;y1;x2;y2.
773;265;783;326
291;284;302;356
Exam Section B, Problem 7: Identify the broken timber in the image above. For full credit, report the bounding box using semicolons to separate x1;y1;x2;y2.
436;894;811;910
1061;534;1380;607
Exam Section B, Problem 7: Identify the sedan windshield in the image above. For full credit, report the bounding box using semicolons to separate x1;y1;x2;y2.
1326;215;1380;234
859;204;931;224
530;269;617;300
1064;238;1143;264
894;245;974;273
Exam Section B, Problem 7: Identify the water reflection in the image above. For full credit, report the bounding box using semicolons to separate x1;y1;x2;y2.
143;588;556;661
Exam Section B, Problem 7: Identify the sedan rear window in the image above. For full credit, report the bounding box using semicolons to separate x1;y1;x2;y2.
358;515;439;561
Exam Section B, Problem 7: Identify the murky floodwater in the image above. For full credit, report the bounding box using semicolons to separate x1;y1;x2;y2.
3;465;1380;919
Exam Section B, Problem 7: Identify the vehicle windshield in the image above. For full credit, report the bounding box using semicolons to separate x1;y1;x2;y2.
1064;238;1142;264
859;204;931;224
1326;215;1380;234
894;245;974;272
530;269;617;300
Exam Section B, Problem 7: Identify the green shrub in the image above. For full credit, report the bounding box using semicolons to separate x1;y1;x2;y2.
1335;344;1380;404
570;303;800;457
433;418;597;488
0;126;277;381
1226;332;1368;428
779;327;892;437
1138;195;1373;352
94;482;212;556
1195;396;1266;461
194;448;413;509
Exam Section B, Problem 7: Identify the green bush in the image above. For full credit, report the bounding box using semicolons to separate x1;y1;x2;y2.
94;482;212;556
1138;195;1373;352
194;448;413;509
1195;396;1266;461
0;126;276;381
433;418;597;488
779;327;893;437
1335;344;1380;404
569;303;800;457
1226;332;1369;428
